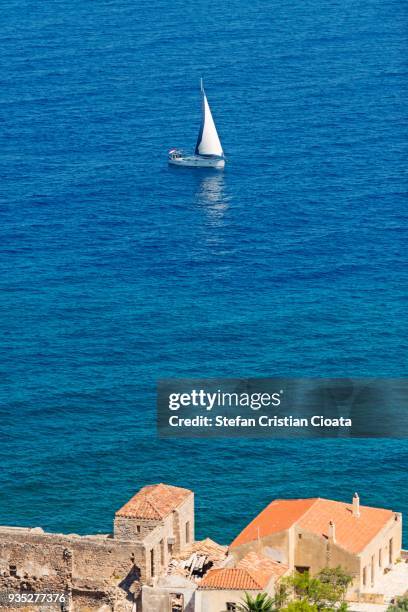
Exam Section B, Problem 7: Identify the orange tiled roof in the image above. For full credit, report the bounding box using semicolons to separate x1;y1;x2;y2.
297;498;394;554
230;497;395;554
199;567;272;590
115;483;191;520
230;498;316;549
237;551;289;580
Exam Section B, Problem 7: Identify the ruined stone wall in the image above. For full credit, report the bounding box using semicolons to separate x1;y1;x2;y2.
70;536;145;583
0;528;72;593
0;492;196;609
0;527;146;611
142;575;196;612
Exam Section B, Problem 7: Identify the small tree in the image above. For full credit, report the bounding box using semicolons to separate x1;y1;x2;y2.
237;592;275;612
284;568;352;612
288;572;326;608
282;601;318;612
316;567;353;606
387;596;408;612
317;567;353;601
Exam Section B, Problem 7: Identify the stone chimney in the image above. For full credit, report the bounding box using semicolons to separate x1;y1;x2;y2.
328;520;336;543
353;492;360;517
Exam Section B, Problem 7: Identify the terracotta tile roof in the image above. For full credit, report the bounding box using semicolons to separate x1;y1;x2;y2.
237;551;289;580
230;497;395;554
198;567;272;590
115;483;192;520
297;498;394;554
230;498;317;549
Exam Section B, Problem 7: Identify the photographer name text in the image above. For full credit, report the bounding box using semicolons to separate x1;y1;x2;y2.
168;415;352;428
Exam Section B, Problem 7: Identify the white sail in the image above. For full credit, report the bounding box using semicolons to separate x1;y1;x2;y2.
195;80;224;157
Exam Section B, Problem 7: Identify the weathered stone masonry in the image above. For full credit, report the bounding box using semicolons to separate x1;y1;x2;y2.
0;483;194;611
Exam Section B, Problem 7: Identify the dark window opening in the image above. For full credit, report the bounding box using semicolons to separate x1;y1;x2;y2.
389;538;393;564
295;566;310;574
185;521;190;544
150;549;155;578
226;603;237;612
160;539;165;566
363;567;367;586
9;565;17;577
136;525;141;534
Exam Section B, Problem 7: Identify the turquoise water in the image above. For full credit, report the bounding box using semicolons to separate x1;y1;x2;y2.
0;0;407;544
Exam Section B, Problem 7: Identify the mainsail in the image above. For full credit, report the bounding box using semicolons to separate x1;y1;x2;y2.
195;80;224;157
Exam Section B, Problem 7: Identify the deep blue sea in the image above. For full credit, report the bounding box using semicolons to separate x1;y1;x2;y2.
0;0;407;546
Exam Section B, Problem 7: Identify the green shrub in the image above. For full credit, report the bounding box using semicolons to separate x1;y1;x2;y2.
387;596;408;612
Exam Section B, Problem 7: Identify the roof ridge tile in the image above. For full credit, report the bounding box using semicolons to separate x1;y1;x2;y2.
293;497;321;526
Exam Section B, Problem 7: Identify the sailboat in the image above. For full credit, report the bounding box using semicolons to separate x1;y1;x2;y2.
168;79;225;169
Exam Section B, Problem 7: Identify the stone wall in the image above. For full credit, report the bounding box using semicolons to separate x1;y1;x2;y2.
174;494;195;552
114;517;159;542
0;526;146;611
143;515;175;583
358;512;403;592
294;527;361;596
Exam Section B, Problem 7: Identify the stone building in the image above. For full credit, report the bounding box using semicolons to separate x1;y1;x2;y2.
114;482;195;585
0;483;194;611
230;493;403;599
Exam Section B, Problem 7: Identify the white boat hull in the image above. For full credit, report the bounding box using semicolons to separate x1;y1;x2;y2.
169;155;225;169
